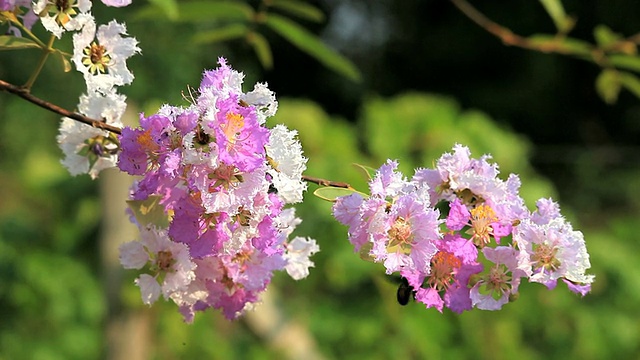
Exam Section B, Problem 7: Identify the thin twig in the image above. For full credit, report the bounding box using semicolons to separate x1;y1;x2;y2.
301;175;351;189
449;0;590;55
0;79;123;134
1;78;355;188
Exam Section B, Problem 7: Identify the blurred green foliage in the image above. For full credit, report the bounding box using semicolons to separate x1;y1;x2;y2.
131;0;360;81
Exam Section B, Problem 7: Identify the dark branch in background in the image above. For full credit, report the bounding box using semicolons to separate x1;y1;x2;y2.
449;0;545;51
449;0;639;54
0;79;123;135
1;78;349;188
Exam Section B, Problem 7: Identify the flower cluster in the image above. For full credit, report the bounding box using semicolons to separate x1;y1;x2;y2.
117;59;318;321
0;0;141;178
58;13;139;178
333;144;594;313
2;1;138;178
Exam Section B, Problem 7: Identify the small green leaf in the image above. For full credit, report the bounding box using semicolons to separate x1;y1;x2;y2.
135;1;254;22
358;241;375;263
270;0;325;23
53;50;72;72
147;0;179;20
539;0;574;33
127;196;170;229
595;69;621;104
0;35;40;51
192;23;248;44
609;55;640;73
619;71;640;99
247;31;273;69
265;13;361;82
353;163;377;181
313;187;367;202
594;25;622;47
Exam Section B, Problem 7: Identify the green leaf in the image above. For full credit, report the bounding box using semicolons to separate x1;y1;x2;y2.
192;23;248;44
539;0;574;33
53;50;72;72
594;25;622;47
247;31;273;69
264;13;361;82
0;35;40;51
353;163;377;181
269;0;325;23
609;55;640;73
358;241;375;263
135;1;254;22
126;196;170;229
619;71;640;99
147;0;179;20
595;69;621;104
313;187;367;202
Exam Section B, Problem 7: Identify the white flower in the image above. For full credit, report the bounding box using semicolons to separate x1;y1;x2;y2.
57;90;125;179
119;227;197;305
284;237;319;280
72;18;140;92
77;88;127;122
135;274;161;305
241;82;278;125
57;119;118;179
33;0;92;38
515;217;595;288
265;124;308;204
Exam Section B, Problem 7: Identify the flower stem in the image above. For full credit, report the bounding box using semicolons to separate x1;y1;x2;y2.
23;34;57;90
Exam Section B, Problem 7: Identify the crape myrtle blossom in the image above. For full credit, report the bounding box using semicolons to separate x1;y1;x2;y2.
469;245;531;310
57;89;126;179
119;227;196;305
332;144;594;314
403;234;483;313
333;160;440;276
72;18;140;93
514;199;595;295
118;58;317;320
33;0;92;38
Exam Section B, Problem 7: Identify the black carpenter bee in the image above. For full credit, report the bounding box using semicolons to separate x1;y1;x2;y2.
396;276;414;306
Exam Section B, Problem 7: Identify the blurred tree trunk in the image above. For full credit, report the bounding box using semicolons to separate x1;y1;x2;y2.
100;167;151;360
99;105;151;360
244;288;326;360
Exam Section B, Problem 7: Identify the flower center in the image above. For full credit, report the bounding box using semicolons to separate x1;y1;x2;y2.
41;0;78;25
82;42;112;75
479;264;511;300
155;250;174;272
469;204;498;247
386;217;413;255
222;112;244;147
208;164;243;191
532;243;561;272
427;251;462;291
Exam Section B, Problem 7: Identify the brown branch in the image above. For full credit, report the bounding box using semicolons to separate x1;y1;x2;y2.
301;175;351;189
2;78;354;189
449;0;590;55
0;79;123;135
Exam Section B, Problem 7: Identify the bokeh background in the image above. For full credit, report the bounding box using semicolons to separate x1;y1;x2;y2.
1;1;639;359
